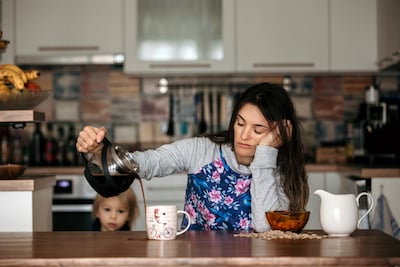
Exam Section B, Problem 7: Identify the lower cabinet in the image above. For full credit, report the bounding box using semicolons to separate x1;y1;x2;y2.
0;176;55;232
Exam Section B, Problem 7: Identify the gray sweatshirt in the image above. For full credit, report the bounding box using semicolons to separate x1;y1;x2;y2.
131;136;289;232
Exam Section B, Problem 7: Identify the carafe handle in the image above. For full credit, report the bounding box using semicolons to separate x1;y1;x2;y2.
356;192;374;228
77;137;111;165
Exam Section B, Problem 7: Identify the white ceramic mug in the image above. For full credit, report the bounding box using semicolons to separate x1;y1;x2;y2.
146;205;191;240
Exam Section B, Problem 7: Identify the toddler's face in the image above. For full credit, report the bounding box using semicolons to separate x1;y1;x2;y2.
96;197;129;231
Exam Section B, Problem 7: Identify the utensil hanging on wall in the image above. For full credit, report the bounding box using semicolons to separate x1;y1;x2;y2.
216;90;222;132
208;87;214;133
197;91;207;135
166;88;175;137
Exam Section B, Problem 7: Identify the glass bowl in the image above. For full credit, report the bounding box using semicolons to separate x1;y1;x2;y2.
266;210;310;233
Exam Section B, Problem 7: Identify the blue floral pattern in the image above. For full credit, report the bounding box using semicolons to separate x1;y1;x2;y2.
181;147;252;231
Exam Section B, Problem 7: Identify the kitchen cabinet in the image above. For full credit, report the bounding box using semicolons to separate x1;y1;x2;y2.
236;0;378;73
0;0;15;64
377;0;400;70
236;0;330;73
15;0;124;64
123;0;235;75
330;0;378;72
0;176;55;231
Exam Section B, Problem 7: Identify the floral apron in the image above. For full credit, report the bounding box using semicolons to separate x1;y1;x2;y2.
181;146;252;231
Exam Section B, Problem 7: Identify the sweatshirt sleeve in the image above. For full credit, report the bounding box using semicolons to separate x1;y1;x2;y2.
130;137;218;179
249;145;289;232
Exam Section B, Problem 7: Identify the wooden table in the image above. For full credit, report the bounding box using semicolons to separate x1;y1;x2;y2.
0;230;399;267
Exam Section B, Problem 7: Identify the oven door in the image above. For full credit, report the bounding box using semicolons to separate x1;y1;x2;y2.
52;199;94;231
52;175;97;231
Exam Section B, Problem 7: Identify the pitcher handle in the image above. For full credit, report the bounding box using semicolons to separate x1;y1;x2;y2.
356;192;374;228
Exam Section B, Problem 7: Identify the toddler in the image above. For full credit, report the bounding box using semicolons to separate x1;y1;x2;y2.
92;187;139;231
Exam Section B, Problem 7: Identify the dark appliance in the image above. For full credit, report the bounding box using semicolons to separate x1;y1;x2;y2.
355;97;400;163
52;175;97;231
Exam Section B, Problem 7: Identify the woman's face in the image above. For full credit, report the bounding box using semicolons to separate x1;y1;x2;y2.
96;197;129;231
233;103;271;166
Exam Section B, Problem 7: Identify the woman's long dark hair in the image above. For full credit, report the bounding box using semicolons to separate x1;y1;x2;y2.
209;82;309;211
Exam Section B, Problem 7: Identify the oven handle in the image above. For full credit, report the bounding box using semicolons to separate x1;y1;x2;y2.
52;204;93;212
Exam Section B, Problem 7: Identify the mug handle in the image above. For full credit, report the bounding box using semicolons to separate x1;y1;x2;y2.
356;192;374;228
176;210;191;236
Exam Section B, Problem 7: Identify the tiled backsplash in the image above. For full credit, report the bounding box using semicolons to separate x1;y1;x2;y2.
15;65;400;164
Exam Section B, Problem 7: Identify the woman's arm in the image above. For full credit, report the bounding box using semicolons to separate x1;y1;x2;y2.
249;145;289;232
132;137;218;180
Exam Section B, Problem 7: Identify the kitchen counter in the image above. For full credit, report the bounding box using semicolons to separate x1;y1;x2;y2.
0;230;399;267
360;167;400;178
0;175;55;191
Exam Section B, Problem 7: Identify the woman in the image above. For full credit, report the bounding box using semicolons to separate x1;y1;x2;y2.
77;82;309;232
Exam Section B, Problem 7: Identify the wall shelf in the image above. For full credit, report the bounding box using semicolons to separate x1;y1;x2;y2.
0;110;46;124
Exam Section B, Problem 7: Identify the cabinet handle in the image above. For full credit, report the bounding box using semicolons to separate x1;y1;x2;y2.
149;63;211;69
253;62;315;68
38;46;99;52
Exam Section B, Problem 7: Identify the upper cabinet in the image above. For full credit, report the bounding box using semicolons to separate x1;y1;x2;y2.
15;0;124;64
235;0;378;73
377;0;400;70
330;0;378;72
236;0;330;73
9;0;379;73
0;0;15;64
123;0;235;75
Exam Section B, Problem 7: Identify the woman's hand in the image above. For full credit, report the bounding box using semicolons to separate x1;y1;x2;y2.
76;126;107;154
259;120;292;148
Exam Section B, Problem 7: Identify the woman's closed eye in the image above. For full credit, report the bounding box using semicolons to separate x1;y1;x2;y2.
236;116;269;134
254;126;267;134
236;117;245;127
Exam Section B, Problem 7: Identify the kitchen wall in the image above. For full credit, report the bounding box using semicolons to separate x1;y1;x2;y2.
15;64;399;165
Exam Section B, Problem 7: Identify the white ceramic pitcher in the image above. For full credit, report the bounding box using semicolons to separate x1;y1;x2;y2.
314;189;374;237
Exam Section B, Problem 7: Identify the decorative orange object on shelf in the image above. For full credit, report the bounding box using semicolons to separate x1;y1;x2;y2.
0;164;26;179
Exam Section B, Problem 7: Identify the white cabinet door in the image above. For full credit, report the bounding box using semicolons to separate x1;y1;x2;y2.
305;172;325;230
377;0;400;70
330;0;378;72
123;0;235;75
236;0;329;73
0;0;15;64
15;0;123;57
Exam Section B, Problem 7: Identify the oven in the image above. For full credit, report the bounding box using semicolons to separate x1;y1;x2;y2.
52;175;97;231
